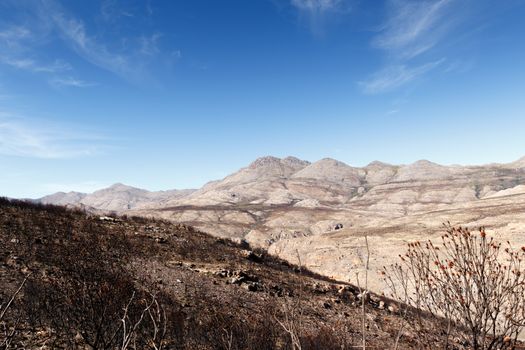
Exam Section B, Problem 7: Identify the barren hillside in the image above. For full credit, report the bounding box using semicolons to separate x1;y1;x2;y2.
0;198;469;349
38;155;525;291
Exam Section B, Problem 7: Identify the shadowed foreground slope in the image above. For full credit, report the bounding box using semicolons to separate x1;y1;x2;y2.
0;198;487;349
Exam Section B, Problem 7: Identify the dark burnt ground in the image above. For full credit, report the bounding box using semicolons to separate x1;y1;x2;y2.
0;198;465;349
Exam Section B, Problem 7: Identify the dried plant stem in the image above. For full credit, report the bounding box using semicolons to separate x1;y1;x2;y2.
383;225;525;350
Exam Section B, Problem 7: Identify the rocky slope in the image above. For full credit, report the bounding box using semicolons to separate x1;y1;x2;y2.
2;198;469;349
37;155;525;291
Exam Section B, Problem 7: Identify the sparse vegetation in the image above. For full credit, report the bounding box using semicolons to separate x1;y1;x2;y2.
3;198;524;349
384;224;525;350
0;198;415;349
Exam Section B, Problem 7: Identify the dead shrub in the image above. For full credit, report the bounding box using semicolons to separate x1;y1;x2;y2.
384;224;525;350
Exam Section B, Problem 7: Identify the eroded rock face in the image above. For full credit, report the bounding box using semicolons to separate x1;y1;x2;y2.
38;155;525;290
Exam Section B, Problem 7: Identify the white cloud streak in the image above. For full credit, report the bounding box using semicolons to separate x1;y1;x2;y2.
359;59;445;94
0;56;71;73
373;0;454;59
49;76;95;88
49;10;131;77
290;0;350;36
139;33;162;56
291;0;343;11
0;1;170;85
0;26;31;46
0;24;72;74
360;0;457;94
0;115;103;159
100;0;135;22
42;0;167;82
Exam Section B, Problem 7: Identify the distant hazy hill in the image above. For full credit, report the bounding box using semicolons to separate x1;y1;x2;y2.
40;183;195;211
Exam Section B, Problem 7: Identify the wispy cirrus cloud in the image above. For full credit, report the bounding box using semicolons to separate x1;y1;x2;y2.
0;114;104;159
359;58;445;94
49;76;95;88
0;26;31;46
291;0;343;11
49;10;131;78
100;0;135;22
42;0;170;83
0;0;169;85
0;24;72;74
373;0;455;59
360;0;458;94
0;56;71;73
290;0;351;36
139;33;162;56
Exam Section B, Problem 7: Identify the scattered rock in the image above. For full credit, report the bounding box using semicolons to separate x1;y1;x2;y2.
312;282;330;294
74;332;83;343
369;294;381;304
215;269;231;278
154;237;168;244
7;255;22;266
99;216;120;222
231;271;259;285
242;250;264;263
357;291;370;303
269;284;285;297
337;285;357;301
387;304;399;314
243;282;263;292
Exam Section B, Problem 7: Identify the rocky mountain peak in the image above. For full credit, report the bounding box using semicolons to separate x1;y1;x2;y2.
292;157;364;186
411;159;440;167
316;158;350;167
366;160;393;168
248;156;282;169
511;156;525;168
282;156;311;168
297;157;355;171
394;159;451;181
107;183;137;191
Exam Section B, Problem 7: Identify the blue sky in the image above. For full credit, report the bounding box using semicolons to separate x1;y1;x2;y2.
1;0;525;198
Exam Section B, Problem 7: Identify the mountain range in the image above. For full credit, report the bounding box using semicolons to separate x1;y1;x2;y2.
38;155;525;291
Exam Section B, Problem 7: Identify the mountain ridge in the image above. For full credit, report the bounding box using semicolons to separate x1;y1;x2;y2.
38;154;525;206
36;154;525;291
